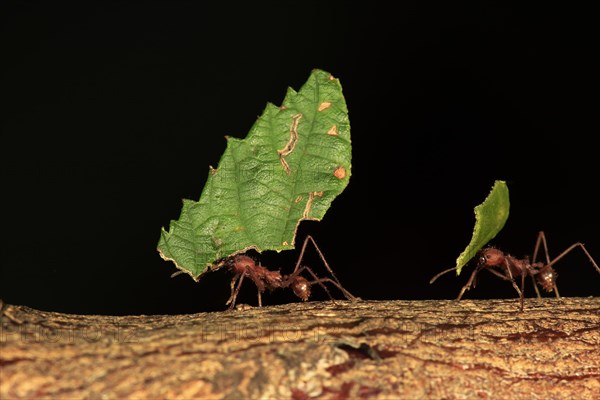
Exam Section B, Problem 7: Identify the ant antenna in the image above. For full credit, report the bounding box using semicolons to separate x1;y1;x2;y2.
429;266;460;284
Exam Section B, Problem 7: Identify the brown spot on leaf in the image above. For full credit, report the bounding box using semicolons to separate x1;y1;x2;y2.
302;191;323;219
295;195;303;203
334;167;346;179
318;102;332;112
327;125;338;136
277;114;302;175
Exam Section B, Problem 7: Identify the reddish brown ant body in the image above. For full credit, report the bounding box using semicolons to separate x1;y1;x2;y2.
430;231;600;311
220;235;356;310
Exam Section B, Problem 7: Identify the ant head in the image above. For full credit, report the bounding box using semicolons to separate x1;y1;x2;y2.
291;276;311;301
477;247;505;267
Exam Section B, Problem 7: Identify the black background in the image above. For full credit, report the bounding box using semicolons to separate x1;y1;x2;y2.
2;2;598;315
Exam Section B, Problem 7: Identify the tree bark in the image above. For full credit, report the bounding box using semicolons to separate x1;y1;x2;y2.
1;298;599;399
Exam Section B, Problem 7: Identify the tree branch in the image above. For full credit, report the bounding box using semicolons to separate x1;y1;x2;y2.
1;298;599;399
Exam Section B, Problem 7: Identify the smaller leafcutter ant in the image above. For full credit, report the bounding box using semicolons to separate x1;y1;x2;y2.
430;231;600;310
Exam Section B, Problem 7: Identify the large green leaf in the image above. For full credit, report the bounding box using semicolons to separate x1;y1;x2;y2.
158;69;351;280
455;180;510;275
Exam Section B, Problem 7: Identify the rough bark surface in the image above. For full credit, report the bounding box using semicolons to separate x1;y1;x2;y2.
1;298;599;399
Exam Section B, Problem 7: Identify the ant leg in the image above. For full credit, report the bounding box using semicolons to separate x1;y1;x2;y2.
483;266;525;310
297;265;356;301
534;233;600;296
521;272;526;302
532;231;552;265
226;273;246;310
456;266;483;300
229;274;265;309
531;231;551;297
530;275;543;299
478;268;525;311
545;242;600;275
542;242;600;299
530;231;551;298
226;274;240;304
486;268;512;281
292;235;357;300
488;266;528;301
314;278;357;301
553;284;561;299
503;264;524;311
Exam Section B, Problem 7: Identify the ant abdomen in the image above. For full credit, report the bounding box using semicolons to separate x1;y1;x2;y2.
536;265;558;292
291;276;311;301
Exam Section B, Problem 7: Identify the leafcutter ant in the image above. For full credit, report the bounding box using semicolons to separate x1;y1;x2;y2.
430;231;600;311
173;235;357;310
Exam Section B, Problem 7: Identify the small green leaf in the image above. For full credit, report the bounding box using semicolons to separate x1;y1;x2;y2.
455;180;510;275
158;69;351;281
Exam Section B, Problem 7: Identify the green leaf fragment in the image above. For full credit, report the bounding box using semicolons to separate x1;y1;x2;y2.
455;180;510;275
158;69;351;281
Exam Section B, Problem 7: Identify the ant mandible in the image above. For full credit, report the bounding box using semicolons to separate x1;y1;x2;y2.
430;231;600;311
218;235;357;310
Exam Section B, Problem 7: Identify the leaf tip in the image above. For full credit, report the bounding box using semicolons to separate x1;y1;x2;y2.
454;180;510;275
